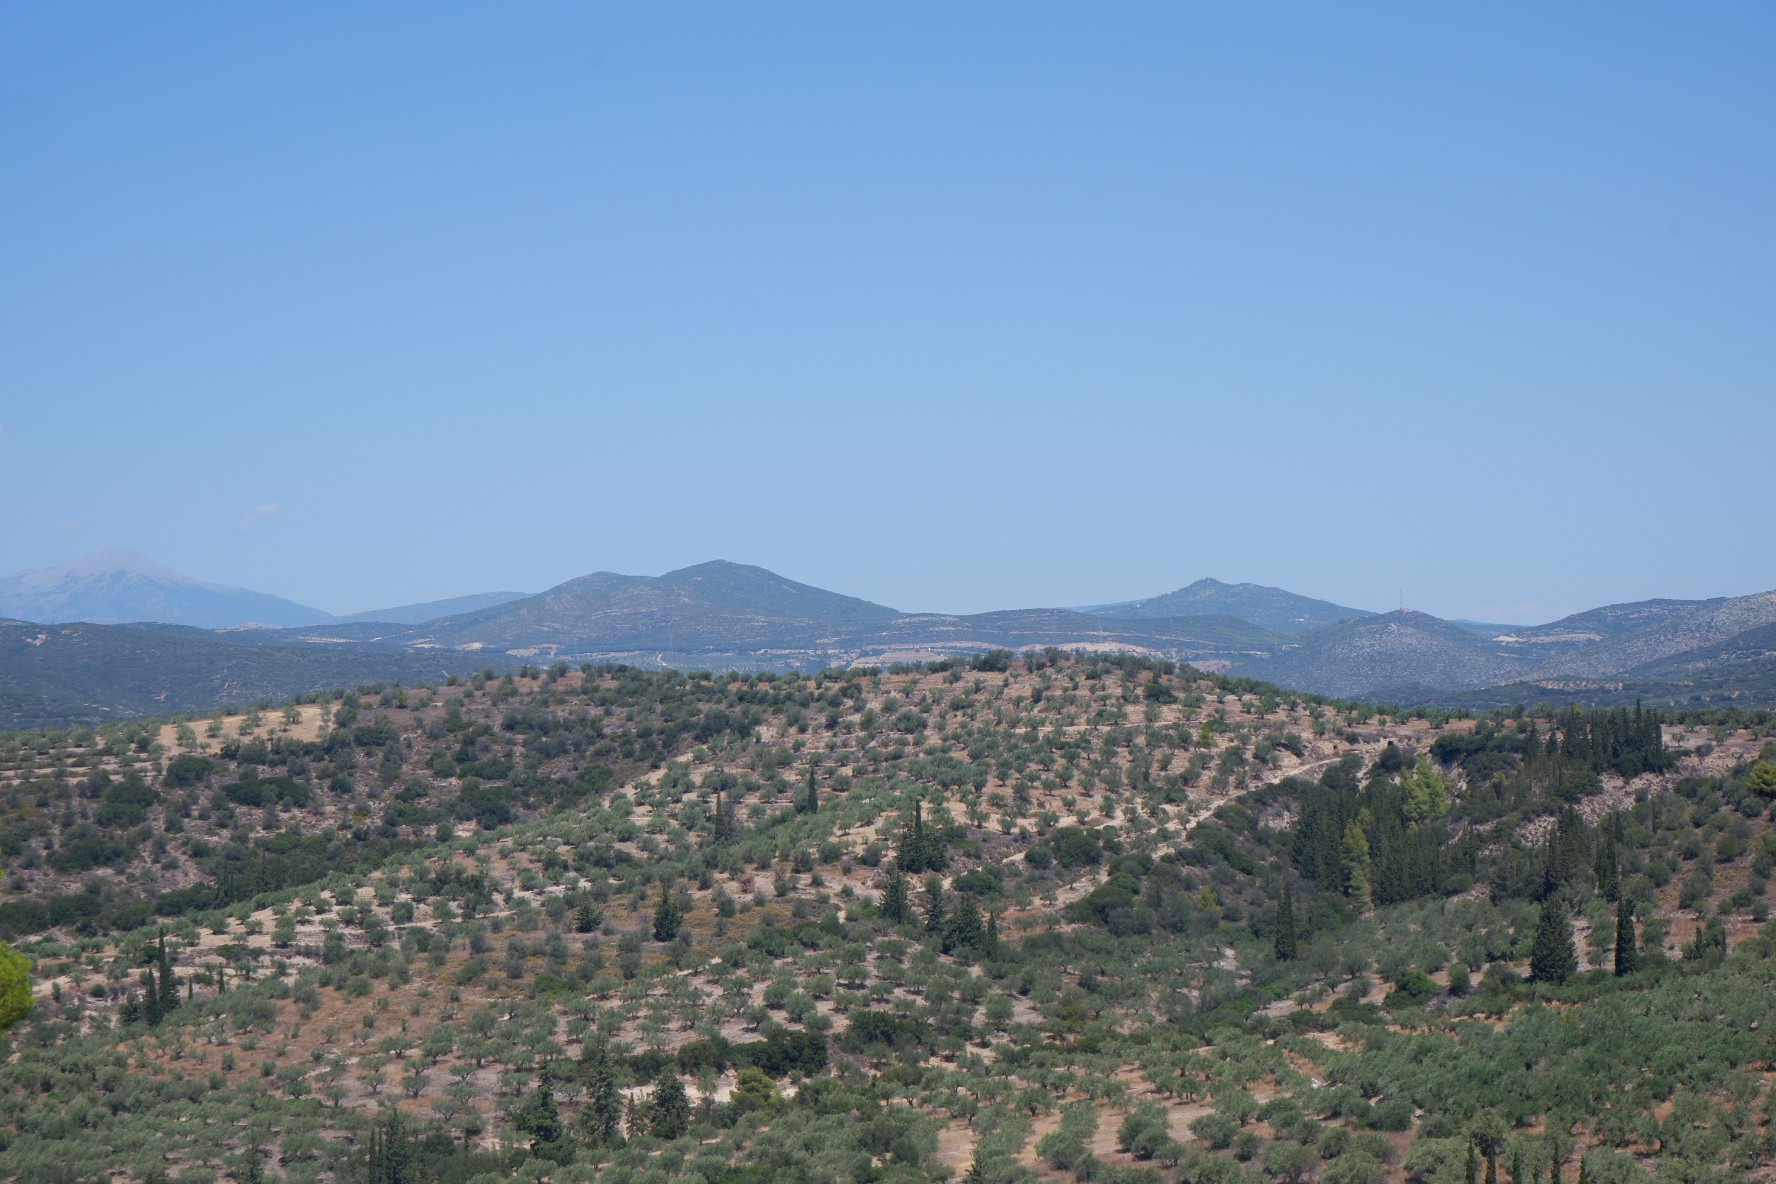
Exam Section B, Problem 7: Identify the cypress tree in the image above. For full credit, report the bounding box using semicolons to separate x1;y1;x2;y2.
1613;897;1637;977
1275;883;1298;961
896;798;948;873
800;766;818;815
652;881;684;943
922;878;948;935
712;789;736;844
1595;839;1619;902
582;1045;624;1147
1529;898;1577;985
140;969;162;1028
1341;821;1372;909
649;1069;690;1140
1511;1146;1524;1184
880;869;911;925
156;931;180;1016
1464;1141;1478;1184
1485;1153;1498;1184
515;1082;563;1153
945;893;984;955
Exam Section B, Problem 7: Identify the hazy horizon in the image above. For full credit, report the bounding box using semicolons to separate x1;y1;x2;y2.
14;543;1776;628
4;6;1772;624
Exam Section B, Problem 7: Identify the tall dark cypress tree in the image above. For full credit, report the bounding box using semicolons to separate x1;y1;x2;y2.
799;766;818;815
1595;839;1619;902
880;869;911;925
896;798;948;873
156;930;180;1017
922;877;948;935
1529;898;1578;984
582;1044;624;1147
1275;883;1298;961
712;789;736;844
140;969;162;1027
649;1069;690;1140
1613;897;1638;977
651;881;684;943
944;893;984;956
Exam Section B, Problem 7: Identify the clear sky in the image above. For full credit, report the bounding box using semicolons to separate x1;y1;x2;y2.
3;4;1772;623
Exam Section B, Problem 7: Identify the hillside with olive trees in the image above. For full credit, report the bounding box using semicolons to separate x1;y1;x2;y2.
1;654;1774;1183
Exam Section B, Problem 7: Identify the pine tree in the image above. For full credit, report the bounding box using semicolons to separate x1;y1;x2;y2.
649;1069;690;1140
1613;897;1637;977
652;881;684;943
575;901;601;934
880;869;911;925
964;1156;988;1184
1275;883;1298;961
1529;898;1578;984
119;995;142;1026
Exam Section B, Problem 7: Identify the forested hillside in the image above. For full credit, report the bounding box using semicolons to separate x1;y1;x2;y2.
1;657;1774;1184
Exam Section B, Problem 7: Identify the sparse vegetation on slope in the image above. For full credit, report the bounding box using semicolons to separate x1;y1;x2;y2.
1;656;1774;1183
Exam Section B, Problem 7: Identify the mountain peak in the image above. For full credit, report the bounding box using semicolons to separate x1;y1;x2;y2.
0;550;328;628
1082;577;1370;635
12;547;202;589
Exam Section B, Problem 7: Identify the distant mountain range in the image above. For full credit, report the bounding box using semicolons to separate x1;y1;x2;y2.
1079;578;1369;634
4;549;1775;727
0;548;330;629
0;550;529;630
325;591;532;626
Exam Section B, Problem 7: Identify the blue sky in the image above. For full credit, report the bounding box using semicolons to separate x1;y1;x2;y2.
2;4;1772;623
